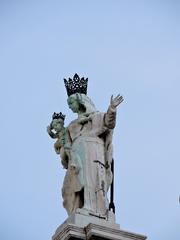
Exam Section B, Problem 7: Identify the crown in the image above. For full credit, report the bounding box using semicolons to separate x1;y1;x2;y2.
52;112;65;121
64;73;88;97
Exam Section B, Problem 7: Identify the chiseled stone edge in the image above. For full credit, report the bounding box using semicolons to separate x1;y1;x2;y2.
85;223;147;240
52;223;85;240
52;222;147;240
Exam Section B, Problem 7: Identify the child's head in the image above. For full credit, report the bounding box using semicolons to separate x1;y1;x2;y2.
51;112;65;132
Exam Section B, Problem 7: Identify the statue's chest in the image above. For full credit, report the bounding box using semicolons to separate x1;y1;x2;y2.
68;121;92;141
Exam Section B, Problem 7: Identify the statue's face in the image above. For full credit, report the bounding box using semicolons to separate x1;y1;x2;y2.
51;119;64;132
67;96;79;113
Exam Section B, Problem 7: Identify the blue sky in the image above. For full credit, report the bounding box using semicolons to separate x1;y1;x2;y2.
0;1;180;239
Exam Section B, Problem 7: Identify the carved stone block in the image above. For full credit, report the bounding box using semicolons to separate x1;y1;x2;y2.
52;214;147;240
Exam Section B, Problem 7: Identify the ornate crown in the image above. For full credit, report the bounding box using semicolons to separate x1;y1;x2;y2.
52;112;65;121
64;73;88;97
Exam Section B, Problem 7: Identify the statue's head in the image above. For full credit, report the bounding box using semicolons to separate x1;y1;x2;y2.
51;112;65;132
64;74;96;115
67;93;96;114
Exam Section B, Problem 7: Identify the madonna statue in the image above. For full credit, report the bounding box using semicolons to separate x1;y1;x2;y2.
48;74;123;218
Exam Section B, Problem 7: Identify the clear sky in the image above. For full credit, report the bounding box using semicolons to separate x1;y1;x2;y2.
0;1;180;239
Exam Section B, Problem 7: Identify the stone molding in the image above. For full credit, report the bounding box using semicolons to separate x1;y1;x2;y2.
85;223;147;240
52;217;147;240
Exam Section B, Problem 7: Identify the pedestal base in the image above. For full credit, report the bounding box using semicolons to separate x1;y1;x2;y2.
52;211;147;240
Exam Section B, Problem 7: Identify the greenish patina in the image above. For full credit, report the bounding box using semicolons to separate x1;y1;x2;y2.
47;74;123;218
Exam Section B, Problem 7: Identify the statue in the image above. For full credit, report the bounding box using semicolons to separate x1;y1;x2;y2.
47;112;83;214
47;112;66;155
47;74;123;218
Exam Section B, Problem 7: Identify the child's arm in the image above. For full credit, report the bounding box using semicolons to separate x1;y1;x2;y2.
47;125;57;139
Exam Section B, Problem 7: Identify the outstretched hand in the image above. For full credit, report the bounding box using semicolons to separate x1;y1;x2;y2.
110;94;124;109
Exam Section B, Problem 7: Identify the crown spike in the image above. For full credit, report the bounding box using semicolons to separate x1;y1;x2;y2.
52;112;65;121
64;73;88;96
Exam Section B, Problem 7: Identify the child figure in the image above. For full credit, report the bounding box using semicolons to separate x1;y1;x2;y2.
47;112;84;214
47;112;69;169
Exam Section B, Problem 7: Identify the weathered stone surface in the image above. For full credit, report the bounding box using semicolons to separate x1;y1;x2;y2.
52;220;147;240
63;92;123;217
52;223;84;240
47;74;124;217
85;223;147;240
48;75;147;240
55;210;119;230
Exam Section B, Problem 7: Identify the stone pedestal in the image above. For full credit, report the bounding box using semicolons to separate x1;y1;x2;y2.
52;211;147;240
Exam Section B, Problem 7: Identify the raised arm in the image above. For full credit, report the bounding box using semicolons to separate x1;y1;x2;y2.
47;125;57;139
104;94;124;129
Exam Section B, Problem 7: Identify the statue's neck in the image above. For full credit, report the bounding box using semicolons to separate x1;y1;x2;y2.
78;111;94;118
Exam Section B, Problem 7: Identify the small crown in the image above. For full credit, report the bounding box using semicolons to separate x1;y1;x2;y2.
52;112;65;121
64;73;88;97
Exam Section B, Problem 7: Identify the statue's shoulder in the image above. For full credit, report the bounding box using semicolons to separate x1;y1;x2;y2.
90;111;105;119
67;118;78;127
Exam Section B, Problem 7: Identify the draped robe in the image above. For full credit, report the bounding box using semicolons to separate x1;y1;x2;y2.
62;106;116;216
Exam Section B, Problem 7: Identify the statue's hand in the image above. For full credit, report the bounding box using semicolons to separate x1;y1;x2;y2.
110;94;123;109
47;125;57;139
